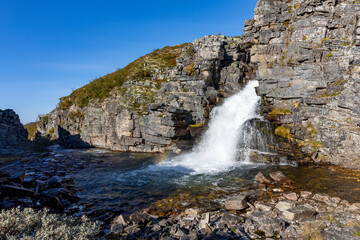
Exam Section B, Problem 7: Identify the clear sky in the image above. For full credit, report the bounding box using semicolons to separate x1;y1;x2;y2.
0;0;258;124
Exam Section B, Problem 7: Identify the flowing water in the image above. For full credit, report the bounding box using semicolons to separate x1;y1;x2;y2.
64;80;360;215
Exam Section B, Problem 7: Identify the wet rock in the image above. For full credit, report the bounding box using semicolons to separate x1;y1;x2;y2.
255;172;273;185
225;194;249;210
269;171;292;183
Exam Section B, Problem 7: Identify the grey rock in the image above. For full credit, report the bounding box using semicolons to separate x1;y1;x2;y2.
225;194;249;210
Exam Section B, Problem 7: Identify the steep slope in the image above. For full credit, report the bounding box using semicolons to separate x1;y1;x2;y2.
243;0;360;168
39;36;256;152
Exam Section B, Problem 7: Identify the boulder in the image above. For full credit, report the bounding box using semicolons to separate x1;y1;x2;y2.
282;206;316;221
269;171;292;183
255;172;273;185
225;194;249;210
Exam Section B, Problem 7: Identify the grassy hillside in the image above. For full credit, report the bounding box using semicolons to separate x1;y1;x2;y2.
24;122;39;140
59;43;190;110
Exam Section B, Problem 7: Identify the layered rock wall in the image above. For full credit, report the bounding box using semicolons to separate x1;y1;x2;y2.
243;0;360;168
39;36;256;153
0;109;31;155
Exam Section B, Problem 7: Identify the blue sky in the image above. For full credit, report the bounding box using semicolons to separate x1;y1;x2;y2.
0;0;258;124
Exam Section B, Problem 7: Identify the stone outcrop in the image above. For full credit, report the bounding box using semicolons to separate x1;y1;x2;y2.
242;0;360;168
40;0;360;168
0;109;31;155
39;36;256;153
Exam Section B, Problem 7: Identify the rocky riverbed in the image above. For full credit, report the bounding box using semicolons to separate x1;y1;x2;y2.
1;148;359;239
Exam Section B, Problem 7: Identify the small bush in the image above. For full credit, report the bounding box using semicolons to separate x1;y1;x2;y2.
0;207;100;240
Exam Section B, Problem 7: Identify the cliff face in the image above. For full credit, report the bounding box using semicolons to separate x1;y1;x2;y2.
40;0;360;168
39;36;256;153
243;0;360;168
0;109;31;155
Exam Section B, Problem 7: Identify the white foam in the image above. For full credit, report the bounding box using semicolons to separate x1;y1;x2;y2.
160;80;260;174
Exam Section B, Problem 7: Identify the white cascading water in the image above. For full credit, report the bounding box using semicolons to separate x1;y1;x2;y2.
160;80;261;174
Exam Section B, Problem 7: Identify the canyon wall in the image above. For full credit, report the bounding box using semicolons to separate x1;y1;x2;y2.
0;109;31;155
243;0;360;168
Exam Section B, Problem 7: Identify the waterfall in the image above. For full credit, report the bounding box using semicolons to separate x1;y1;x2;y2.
161;80;262;174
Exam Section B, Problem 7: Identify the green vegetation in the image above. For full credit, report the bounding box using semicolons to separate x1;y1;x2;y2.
269;108;291;115
322;214;335;222
0;207;100;239
321;38;333;44
186;62;196;75
59;43;190;110
275;125;292;140
302;35;308;41
49;127;55;134
24;122;39;140
319;90;343;98
189;123;203;128
327;53;333;58
334;78;346;86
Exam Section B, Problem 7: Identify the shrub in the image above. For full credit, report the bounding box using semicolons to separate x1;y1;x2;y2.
0;207;100;240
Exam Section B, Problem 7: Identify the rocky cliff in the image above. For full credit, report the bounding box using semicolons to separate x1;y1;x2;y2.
39;36;256;153
243;0;360;168
40;0;360;168
0;109;31;155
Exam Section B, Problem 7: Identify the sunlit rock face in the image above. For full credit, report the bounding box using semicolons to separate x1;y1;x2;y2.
242;0;360;168
39;36;256;153
0;109;31;154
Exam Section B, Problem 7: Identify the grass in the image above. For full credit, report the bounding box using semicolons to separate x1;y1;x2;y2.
59;43;190;110
24;122;39;140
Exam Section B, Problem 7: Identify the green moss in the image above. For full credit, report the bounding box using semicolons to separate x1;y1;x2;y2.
334;78;346;86
59;43;190;110
275;125;292;140
321;38;333;44
319;90;343;98
302;35;308;41
49;128;55;134
189;123;203;128
327;53;333;58
269;108;291;115
354;231;360;237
